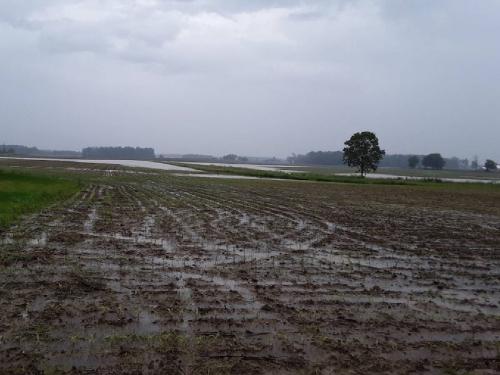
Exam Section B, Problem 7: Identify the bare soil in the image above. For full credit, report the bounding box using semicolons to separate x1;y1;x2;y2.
1;163;499;374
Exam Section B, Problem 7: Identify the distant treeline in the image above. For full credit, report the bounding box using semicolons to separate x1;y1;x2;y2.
379;154;469;169
170;154;220;162
1;144;80;158
386;155;469;169
159;154;282;164
287;151;470;169
82;146;155;160
287;151;343;166
0;146;15;154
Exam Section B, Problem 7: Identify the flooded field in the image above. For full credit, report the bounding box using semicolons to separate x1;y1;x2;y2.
1;162;500;374
0;157;196;172
335;173;500;185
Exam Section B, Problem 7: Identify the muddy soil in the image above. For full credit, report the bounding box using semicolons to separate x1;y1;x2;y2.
1;163;500;374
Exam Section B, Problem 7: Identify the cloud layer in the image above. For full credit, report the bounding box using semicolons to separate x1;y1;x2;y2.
1;0;499;159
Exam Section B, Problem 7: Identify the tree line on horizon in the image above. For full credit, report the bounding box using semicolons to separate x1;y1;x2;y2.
0;144;80;157
2;142;497;171
333;131;496;175
287;150;470;170
408;154;497;171
288;131;497;174
81;146;155;160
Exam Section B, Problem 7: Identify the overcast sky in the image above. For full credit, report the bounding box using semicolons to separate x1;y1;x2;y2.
1;0;499;159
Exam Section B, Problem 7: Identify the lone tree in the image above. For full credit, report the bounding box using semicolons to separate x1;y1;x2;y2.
422;153;445;170
408;155;420;169
484;159;497;172
342;131;385;177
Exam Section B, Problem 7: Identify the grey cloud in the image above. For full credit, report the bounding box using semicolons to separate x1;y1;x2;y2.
1;0;499;160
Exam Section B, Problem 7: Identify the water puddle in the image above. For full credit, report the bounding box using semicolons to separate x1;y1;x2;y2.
150;247;281;272
0;234;15;245
83;232;177;252
84;209;97;233
27;232;48;247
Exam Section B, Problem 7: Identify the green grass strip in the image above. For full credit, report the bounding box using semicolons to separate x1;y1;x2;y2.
0;169;81;228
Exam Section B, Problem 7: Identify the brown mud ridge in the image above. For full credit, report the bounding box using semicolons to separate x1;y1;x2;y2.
1;168;500;374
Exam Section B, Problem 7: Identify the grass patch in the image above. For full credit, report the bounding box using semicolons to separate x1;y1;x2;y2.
0;169;81;228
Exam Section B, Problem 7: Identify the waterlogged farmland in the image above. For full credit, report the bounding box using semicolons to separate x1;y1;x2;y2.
1;161;500;374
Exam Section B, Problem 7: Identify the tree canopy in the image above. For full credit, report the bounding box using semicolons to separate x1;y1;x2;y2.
342;131;385;176
422;153;446;170
221;154;248;163
408;155;419;169
484;159;497;171
287;151;343;165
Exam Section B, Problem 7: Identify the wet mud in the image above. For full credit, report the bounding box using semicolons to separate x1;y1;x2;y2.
1;168;500;374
